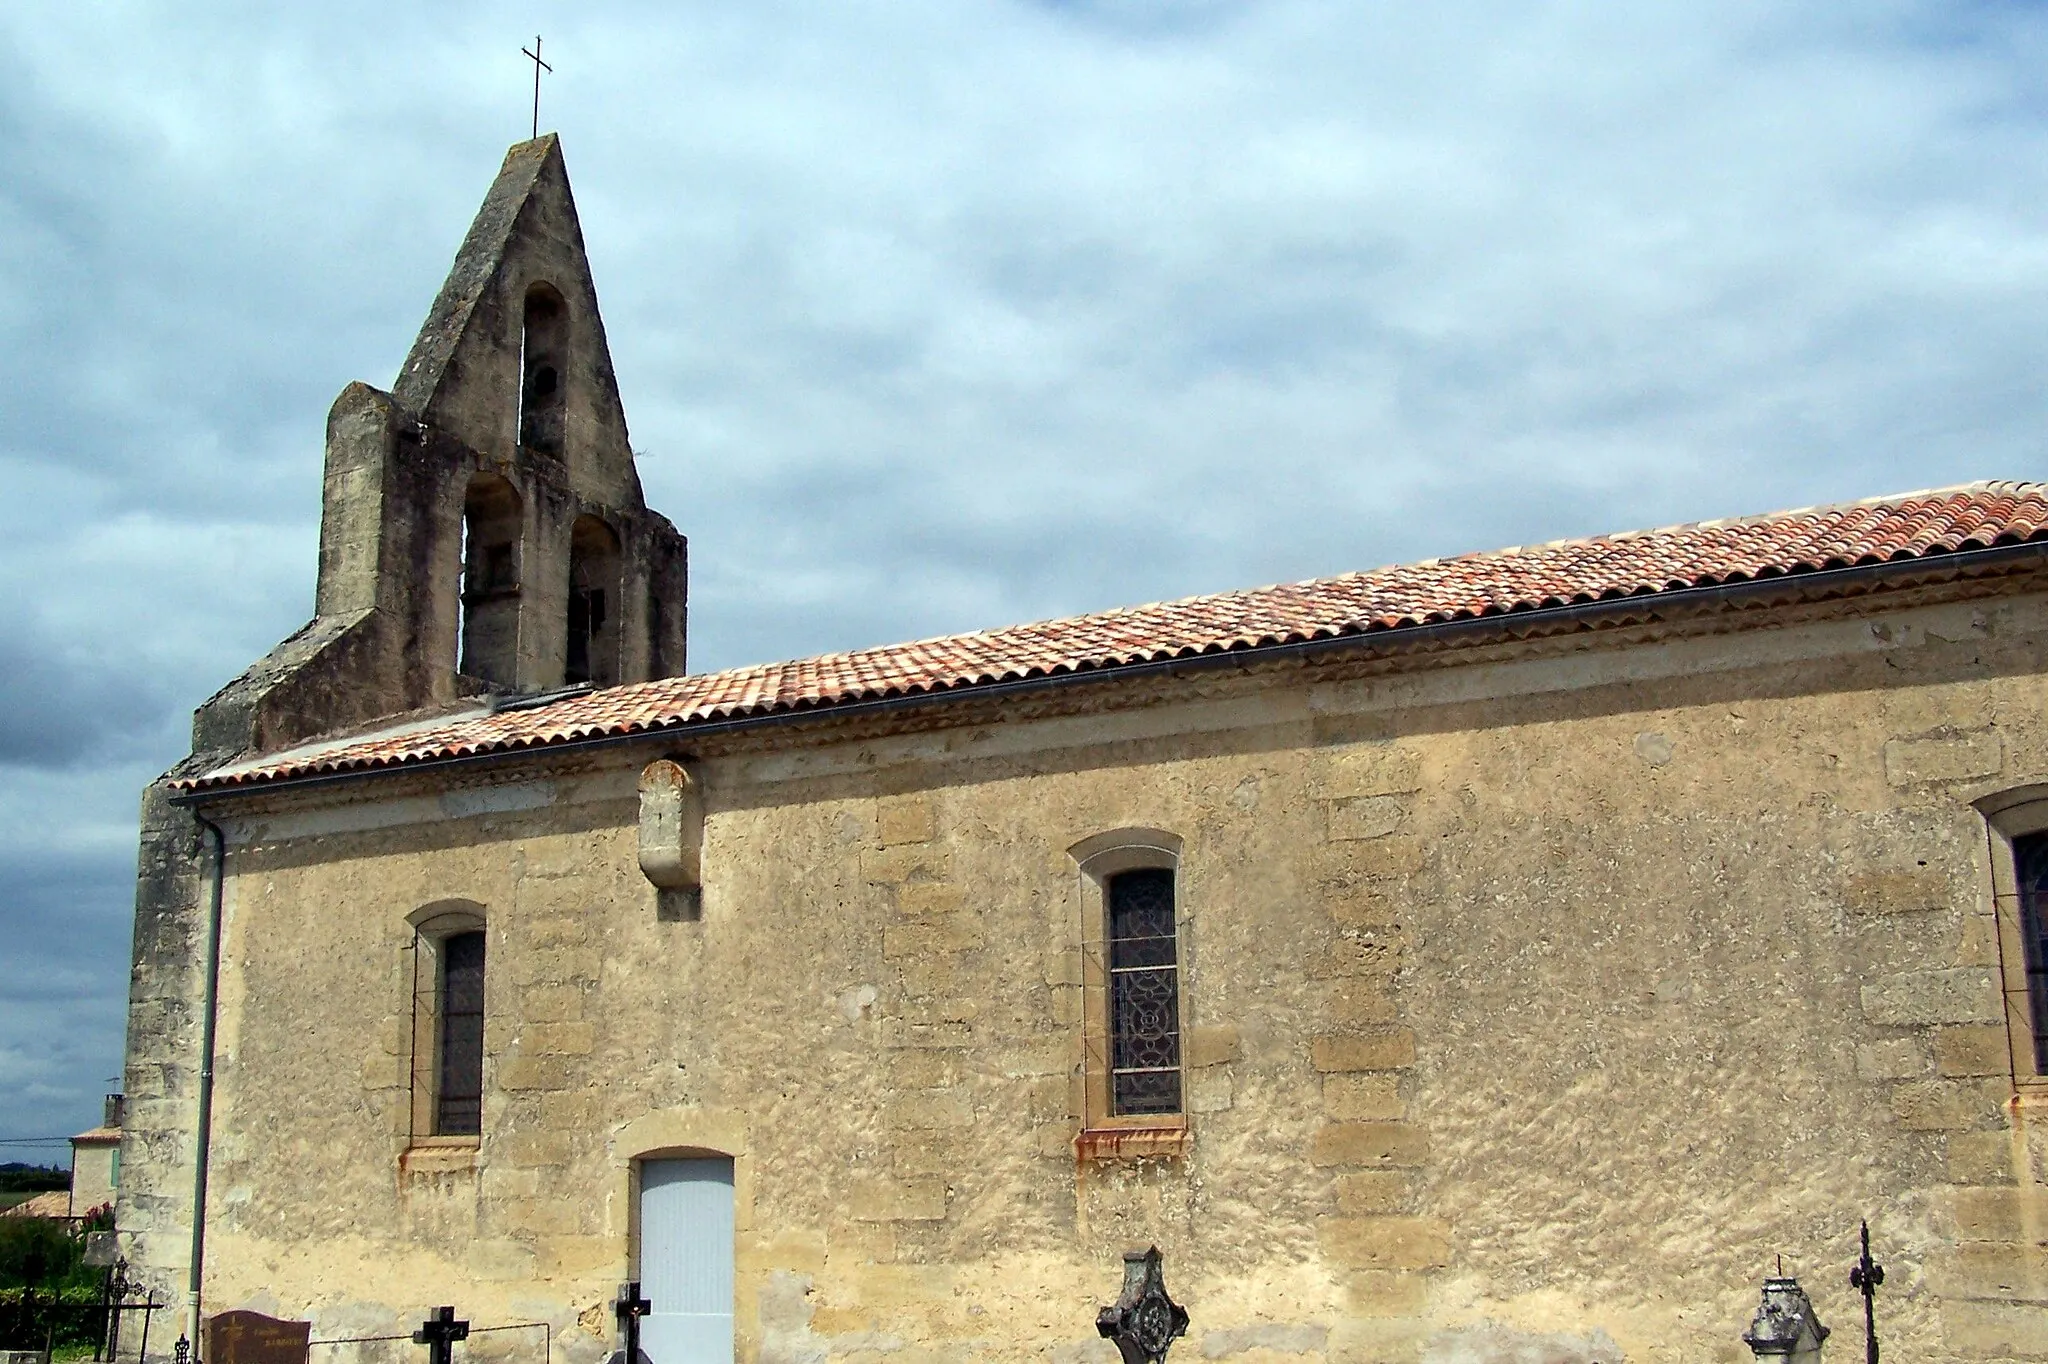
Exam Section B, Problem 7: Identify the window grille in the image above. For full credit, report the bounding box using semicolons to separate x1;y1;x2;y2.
437;930;486;1135
1107;868;1181;1115
2014;832;2048;1075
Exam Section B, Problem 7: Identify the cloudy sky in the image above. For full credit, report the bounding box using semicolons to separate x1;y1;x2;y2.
3;0;2047;1155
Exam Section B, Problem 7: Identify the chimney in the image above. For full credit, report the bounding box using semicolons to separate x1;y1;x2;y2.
104;1093;124;1129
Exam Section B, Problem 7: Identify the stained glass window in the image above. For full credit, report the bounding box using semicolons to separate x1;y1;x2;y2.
1107;868;1181;1115
437;930;486;1135
2015;834;2048;1075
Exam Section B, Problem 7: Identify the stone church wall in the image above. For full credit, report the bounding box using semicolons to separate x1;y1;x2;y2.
152;585;2048;1364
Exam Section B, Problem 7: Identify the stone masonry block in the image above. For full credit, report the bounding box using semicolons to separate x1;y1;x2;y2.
1325;1074;1405;1122
1861;969;2000;1026
851;1177;947;1222
1343;1270;1430;1319
878;797;936;846
1184;1025;1241;1068
1327;796;1411;843
892;1052;961;1088
883;920;984;960
1186;1069;1233;1113
1329;988;1400;1026
511;947;602;986
1336;1172;1414;1216
1310;935;1403;981
361;1054;406;1091
1317;837;1431;883
1885;733;2003;787
1938;1026;2013;1078
524;917;592;949
896;883;968;918
1932;1243;2048;1303
880;1020;972;1049
467;1239;538;1282
500;1130;575;1167
498;1056;574;1091
1943;1300;2048;1358
1843;869;1951;915
1317;1216;1451;1269
862;845;952;885
1952;1186;2048;1243
520;985;584;1023
1312;1123;1430;1168
885;1091;972;1129
1322;745;1422;799
1892;1078;2007;1131
1313;1030;1417;1072
1329;887;1403;926
1958;913;2002;968
1856;1039;1928;1081
521;1021;596;1055
1948;1132;2019;1186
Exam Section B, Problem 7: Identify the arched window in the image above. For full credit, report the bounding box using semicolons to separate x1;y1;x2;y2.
1071;828;1186;1127
567;514;622;687
409;903;487;1139
459;473;522;687
519;282;567;455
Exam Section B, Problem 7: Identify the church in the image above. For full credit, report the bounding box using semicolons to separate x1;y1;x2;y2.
118;134;2048;1364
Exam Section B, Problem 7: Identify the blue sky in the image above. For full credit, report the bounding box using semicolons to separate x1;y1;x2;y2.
2;0;2047;1153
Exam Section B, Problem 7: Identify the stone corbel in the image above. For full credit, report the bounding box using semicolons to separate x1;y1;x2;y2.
638;759;702;902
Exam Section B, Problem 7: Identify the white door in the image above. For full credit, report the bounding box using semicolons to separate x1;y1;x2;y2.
639;1158;735;1364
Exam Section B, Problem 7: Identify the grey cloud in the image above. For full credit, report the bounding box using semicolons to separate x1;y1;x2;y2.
4;0;2048;1150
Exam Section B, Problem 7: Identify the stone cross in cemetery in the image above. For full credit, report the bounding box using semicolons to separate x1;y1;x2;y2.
1096;1246;1189;1364
206;1311;311;1364
413;1307;469;1364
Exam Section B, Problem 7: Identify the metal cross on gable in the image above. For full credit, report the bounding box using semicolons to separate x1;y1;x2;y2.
521;35;553;140
413;1306;469;1364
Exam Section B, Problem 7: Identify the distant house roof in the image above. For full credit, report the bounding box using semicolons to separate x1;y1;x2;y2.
70;1127;118;1147
180;480;2048;795
2;1190;70;1219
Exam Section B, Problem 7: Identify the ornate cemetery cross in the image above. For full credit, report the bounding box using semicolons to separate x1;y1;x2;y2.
1849;1220;1885;1364
412;1307;469;1364
521;36;553;140
615;1281;652;1364
1096;1246;1189;1364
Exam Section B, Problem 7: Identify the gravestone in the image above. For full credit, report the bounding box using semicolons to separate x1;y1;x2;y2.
206;1311;311;1364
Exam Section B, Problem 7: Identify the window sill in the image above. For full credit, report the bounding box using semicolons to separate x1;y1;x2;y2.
1075;1119;1188;1163
401;1137;481;1174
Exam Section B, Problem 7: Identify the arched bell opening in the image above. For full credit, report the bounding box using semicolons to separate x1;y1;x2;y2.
459;473;523;687
567;514;622;687
519;282;567;455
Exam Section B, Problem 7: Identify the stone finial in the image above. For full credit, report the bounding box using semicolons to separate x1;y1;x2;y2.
1744;1277;1830;1363
1096;1246;1189;1364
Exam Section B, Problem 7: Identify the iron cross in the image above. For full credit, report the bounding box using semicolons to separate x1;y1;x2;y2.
522;36;553;140
615;1281;653;1364
413;1306;469;1364
1849;1220;1885;1364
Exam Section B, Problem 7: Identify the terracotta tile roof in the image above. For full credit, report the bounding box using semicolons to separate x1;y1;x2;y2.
183;481;2048;793
1;1190;71;1219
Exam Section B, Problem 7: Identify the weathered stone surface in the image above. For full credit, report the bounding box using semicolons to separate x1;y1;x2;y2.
1312;1030;1417;1072
1885;733;2003;786
1317;1216;1451;1268
1937;1025;2014;1078
1843;868;1951;914
1312;1123;1430;1168
1861;969;2001;1025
